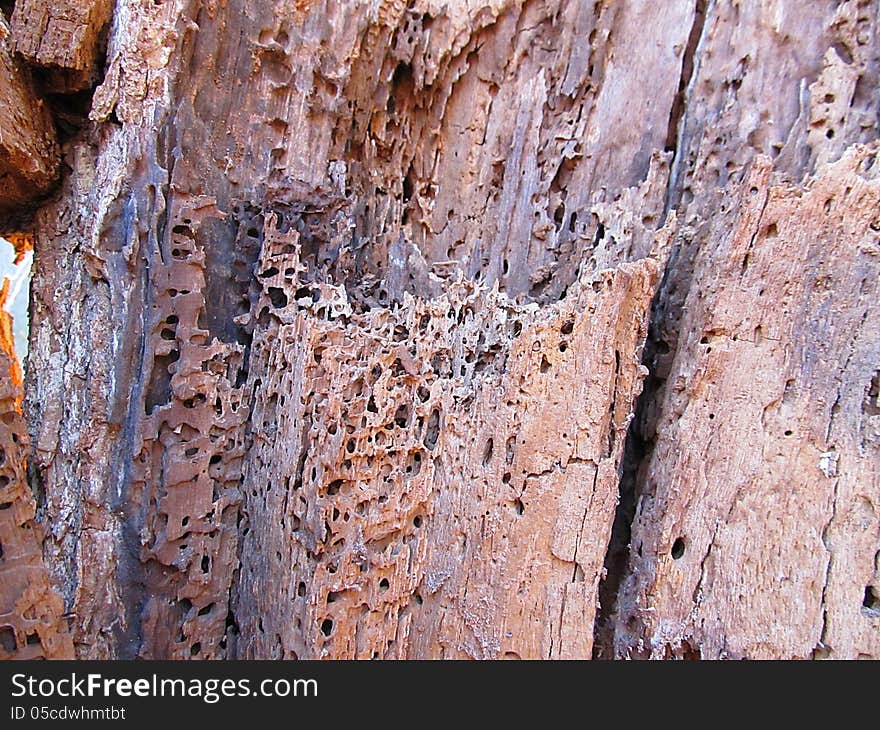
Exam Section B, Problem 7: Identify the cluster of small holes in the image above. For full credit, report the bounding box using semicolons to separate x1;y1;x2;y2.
0;375;70;658
136;202;255;659
237;227;585;655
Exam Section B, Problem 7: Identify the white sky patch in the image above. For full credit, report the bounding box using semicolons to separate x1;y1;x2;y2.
0;237;32;362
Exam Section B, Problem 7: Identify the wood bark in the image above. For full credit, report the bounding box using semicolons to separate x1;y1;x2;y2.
0;0;877;659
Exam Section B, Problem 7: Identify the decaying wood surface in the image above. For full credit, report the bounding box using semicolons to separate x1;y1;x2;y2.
615;147;880;660
0;284;73;659
0;0;877;659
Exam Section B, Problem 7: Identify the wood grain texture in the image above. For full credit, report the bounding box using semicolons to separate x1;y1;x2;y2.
614;146;880;659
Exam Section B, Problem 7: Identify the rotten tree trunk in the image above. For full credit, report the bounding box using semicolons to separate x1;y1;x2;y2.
0;0;877;659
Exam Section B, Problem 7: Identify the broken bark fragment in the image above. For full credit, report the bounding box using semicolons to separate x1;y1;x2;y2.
0;15;59;214
10;0;113;82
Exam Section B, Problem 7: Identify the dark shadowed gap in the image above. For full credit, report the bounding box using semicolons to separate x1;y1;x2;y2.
593;0;713;658
663;0;710;219
592;310;662;658
664;0;708;156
